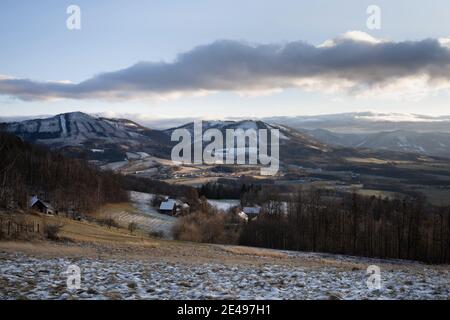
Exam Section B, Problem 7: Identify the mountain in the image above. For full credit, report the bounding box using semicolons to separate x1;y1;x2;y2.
0;112;171;162
4;112;450;198
262;112;450;158
265;112;450;133
299;128;450;158
164;119;328;147
2;113;433;167
2;112;138;146
163;120;334;167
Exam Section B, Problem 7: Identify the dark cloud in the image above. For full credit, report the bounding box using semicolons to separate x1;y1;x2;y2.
1;32;450;101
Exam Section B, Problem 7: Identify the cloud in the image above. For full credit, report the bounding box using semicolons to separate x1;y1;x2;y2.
2;31;450;101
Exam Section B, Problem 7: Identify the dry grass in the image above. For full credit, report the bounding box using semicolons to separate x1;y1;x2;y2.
3;212;445;272
219;245;289;259
0;212;158;247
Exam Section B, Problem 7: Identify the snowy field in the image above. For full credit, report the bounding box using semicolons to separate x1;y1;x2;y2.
122;191;177;238
207;199;241;212
0;251;449;300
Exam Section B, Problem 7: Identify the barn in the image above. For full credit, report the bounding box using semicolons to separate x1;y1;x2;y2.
159;199;176;215
29;196;55;215
242;206;261;219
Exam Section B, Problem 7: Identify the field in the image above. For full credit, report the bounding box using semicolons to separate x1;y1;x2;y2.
1;205;450;300
92;191;177;239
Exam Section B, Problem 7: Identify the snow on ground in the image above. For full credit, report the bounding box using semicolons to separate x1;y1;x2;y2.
126;191;177;238
126;152;141;160
0;251;449;300
59;115;67;137
207;199;241;212
101;161;129;171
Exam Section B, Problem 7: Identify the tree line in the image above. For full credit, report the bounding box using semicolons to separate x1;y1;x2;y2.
0;132;128;213
239;189;450;264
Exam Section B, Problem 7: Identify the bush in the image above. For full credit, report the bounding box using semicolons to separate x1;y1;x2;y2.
172;211;237;244
128;222;138;234
43;223;63;240
149;230;165;238
96;216;119;229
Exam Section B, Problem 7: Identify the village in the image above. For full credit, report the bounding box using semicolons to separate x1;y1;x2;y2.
26;191;262;237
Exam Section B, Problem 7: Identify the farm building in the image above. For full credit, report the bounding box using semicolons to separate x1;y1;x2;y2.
237;211;249;222
179;202;190;215
242;206;261;219
159;199;176;215
29;196;55;214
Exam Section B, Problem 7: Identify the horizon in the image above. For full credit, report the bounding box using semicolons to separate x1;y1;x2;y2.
3;109;450;131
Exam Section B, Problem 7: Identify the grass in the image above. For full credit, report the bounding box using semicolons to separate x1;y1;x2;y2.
219;245;289;259
0;211;158;246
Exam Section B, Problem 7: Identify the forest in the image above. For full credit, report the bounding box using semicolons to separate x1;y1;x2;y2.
0;132;128;212
193;182;450;264
239;189;450;264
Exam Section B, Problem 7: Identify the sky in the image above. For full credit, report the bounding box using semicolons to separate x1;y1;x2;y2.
1;0;450;120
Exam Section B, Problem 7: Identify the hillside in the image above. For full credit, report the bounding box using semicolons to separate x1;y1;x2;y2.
0;131;127;212
4;112;450;206
1;112;171;162
1;233;449;300
301;128;450;158
265;112;450;158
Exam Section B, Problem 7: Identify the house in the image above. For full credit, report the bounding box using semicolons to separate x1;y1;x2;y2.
159;199;176;215
237;211;249;222
242;206;261;219
178;202;190;216
29;196;55;215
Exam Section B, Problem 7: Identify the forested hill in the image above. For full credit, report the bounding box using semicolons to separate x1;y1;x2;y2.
0;132;128;212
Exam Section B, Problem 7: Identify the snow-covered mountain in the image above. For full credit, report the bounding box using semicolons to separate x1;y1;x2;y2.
260;112;450;158
3;111;445;166
164;120;331;152
265;112;450;133
2;112;143;146
301;128;450;158
0;112;171;161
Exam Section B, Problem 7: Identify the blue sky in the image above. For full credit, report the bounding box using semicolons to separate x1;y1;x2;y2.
1;0;450;119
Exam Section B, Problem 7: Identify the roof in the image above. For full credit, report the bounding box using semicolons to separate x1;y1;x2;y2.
238;211;249;221
30;196;39;208
242;206;261;215
159;199;176;211
29;196;54;211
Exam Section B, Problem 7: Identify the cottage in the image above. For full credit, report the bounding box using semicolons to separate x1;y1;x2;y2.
159;199;176;215
178;202;190;215
242;206;261;219
237;211;249;222
29;196;55;215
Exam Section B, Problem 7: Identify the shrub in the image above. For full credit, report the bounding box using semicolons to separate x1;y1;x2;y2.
43;223;63;240
128;222;138;234
96;216;119;229
149;230;165;238
172;211;237;244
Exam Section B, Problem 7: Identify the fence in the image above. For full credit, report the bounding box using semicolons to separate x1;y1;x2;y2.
0;217;41;237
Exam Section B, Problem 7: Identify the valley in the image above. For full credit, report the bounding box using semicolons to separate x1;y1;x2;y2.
3;111;450;205
1;113;450;300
